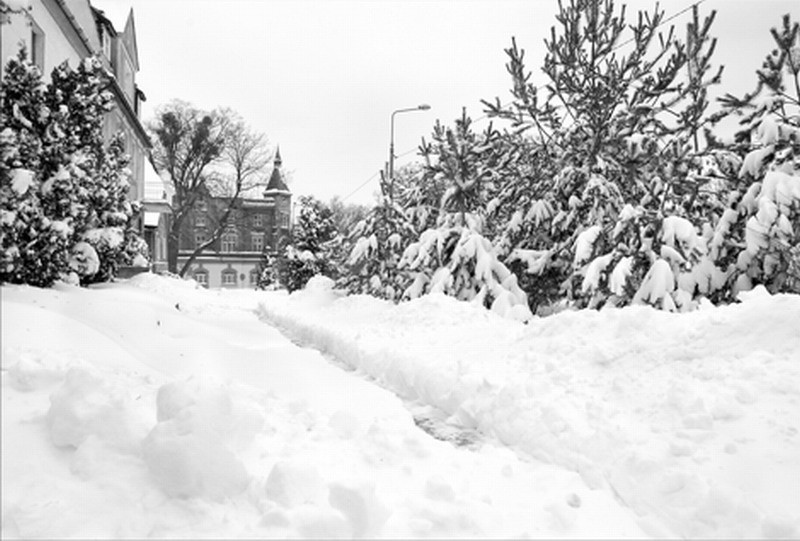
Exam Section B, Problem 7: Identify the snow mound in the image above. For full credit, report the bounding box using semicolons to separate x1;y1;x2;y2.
143;377;260;500
328;481;390;538
265;460;326;507
46;368;144;452
5;348;75;391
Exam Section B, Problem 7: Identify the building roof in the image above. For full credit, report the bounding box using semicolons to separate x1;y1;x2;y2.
264;147;290;195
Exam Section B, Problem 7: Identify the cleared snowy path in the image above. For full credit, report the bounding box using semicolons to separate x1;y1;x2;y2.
1;275;647;538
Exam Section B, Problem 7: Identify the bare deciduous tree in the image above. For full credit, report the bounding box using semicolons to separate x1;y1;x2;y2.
149;100;271;275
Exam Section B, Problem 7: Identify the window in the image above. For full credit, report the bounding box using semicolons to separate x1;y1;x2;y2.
253;214;263;227
251;233;264;253
195;214;206;227
249;269;259;285
194;271;208;287
119;47;135;103
194;231;207;248
278;199;291;229
101;28;111;60
30;21;45;70
221;231;238;253
221;271;236;287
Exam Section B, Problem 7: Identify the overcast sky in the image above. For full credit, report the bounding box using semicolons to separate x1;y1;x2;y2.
92;0;799;206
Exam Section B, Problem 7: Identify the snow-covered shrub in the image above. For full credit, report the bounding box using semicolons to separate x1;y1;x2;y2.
0;49;147;287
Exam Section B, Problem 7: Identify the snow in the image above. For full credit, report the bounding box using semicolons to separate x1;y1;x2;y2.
581;252;613;293
2;274;799;538
49;220;72;238
573;225;602;266
83;227;124;249
508;248;551;275
68;241;99;276
633;258;676;310
10;168;34;195
610;256;633;295
739;146;774;178
661;215;700;253
2;0;30;11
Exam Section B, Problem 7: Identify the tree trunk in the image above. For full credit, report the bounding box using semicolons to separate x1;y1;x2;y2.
167;231;180;275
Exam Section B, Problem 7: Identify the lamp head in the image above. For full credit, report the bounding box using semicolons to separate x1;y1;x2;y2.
418;104;431;110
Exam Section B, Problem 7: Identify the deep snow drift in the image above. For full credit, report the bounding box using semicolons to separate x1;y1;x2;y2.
1;273;798;538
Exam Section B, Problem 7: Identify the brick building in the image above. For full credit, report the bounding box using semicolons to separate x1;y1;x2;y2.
177;148;291;288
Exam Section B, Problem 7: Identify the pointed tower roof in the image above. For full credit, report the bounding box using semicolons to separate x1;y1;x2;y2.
264;146;290;195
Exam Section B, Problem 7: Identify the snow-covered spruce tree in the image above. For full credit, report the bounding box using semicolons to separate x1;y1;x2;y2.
43;56;147;284
337;174;417;301
0;50;146;286
399;109;532;321
80;133;149;283
270;195;338;292
392;162;447;234
708;14;800;297
484;0;722;312
0;49;61;286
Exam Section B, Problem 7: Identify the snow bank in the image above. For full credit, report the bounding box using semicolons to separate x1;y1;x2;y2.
47;368;145;452
258;283;800;539
4;273;797;538
143;377;255;500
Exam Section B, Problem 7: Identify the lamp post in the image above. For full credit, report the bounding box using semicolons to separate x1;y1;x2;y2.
389;104;430;202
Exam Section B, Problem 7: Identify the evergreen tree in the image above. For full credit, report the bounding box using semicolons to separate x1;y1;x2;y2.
484;0;721;312
390;163;445;234
1;50;146;287
267;196;338;292
399;109;532;321
337;174;417;301
708;14;800;297
0;49;62;287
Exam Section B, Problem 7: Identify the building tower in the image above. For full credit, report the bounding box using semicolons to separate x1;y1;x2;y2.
263;146;292;249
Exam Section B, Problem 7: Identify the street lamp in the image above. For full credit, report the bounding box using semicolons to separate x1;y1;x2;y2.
389;104;431;201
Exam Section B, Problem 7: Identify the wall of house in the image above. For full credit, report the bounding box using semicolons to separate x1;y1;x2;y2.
1;0;171;272
1;1;145;206
178;200;282;254
0;0;84;80
183;258;262;290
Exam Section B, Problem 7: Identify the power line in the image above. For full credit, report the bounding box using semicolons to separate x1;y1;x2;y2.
340;0;706;202
341;149;419;202
342;171;379;202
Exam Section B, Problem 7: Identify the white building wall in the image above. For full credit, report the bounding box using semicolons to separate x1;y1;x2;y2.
182;259;262;290
0;1;84;80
